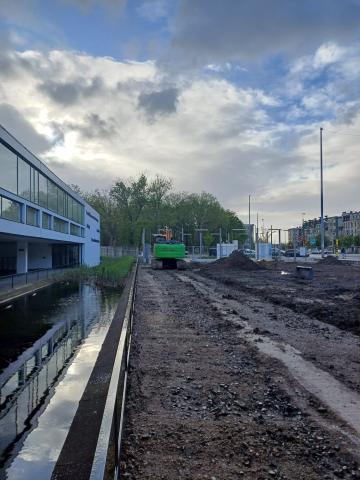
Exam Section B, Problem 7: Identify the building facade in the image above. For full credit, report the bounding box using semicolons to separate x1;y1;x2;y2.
0;124;100;275
289;211;360;246
341;211;360;237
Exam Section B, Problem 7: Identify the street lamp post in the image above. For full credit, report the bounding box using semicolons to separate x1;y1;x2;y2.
302;212;306;247
320;127;325;258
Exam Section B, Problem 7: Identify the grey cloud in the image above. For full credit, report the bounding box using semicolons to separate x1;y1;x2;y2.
52;113;117;141
77;113;117;139
337;101;360;124
171;0;360;65
73;114;116;139
176;144;304;208
138;87;179;117
0;103;51;155
38;77;104;105
45;155;113;191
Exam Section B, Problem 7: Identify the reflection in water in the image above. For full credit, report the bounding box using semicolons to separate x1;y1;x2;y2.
0;283;119;480
0;282;82;373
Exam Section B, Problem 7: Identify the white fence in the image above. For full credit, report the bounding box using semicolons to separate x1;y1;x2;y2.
101;246;140;258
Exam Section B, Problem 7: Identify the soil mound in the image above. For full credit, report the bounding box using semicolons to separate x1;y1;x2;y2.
318;255;342;265
203;250;263;272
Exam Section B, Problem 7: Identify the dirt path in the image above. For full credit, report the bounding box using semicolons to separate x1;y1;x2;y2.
120;267;360;479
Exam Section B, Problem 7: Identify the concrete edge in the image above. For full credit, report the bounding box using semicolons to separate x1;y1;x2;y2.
51;264;137;480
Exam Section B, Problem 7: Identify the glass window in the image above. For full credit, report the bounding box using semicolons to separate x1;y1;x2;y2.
68;197;74;221
48;181;58;212
68;199;84;224
26;206;38;226
53;217;68;233
31;168;39;204
70;223;81;236
0;142;17;194
42;212;51;229
39;173;48;208
58;189;65;216
64;193;69;218
1;196;21;222
18;157;31;200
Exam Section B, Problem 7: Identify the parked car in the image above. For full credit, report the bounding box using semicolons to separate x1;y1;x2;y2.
243;248;256;258
284;249;301;257
310;248;330;255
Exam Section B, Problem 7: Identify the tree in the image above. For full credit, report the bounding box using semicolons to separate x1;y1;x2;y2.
203;232;215;248
83;173;246;247
143;175;173;232
110;174;148;245
83;189;121;246
315;233;330;247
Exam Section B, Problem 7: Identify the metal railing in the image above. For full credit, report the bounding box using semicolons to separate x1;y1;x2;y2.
0;266;78;294
89;261;138;480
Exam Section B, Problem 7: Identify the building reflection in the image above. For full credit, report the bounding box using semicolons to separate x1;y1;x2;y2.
0;283;101;468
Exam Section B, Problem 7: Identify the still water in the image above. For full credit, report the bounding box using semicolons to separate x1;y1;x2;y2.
0;282;120;479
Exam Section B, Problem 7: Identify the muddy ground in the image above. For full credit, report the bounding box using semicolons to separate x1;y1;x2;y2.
120;262;360;479
199;255;360;336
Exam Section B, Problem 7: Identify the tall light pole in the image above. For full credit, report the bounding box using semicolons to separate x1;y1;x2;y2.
248;194;251;248
320;127;325;258
302;212;306;246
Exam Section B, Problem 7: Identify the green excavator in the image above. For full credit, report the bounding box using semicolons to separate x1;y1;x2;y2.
151;228;186;270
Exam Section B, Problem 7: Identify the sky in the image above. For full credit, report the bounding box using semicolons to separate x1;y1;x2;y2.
1;0;360;230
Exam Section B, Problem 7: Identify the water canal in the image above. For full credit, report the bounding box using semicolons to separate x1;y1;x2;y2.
0;281;121;479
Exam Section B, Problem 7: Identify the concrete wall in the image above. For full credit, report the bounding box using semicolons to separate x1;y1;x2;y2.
28;243;52;270
83;205;101;267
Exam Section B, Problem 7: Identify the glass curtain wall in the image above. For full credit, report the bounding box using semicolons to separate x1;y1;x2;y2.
0;196;21;222
0;143;17;194
26;206;38;226
0;141;84;225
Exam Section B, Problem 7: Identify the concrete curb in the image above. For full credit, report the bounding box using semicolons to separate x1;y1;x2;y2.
51;265;137;480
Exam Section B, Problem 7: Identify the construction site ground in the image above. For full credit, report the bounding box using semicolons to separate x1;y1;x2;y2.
120;255;360;480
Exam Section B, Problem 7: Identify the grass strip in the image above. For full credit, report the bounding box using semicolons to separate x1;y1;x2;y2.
64;256;135;286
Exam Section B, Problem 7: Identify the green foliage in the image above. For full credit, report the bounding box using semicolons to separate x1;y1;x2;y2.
80;174;246;247
65;256;134;286
340;235;360;248
315;233;331;247
203;232;214;248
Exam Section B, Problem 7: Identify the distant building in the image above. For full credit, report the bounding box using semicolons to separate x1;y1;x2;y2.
0;124;100;276
341;211;360;237
289;210;360;246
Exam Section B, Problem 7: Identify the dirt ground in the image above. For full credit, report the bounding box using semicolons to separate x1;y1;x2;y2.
120;260;360;479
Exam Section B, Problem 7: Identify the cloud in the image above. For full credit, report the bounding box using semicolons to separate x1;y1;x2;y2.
0;44;360;229
38;77;104;105
0;103;51;154
138;87;179;117
136;0;169;22
171;0;360;65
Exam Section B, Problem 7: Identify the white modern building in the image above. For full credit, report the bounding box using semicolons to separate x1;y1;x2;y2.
0;124;100;276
